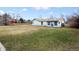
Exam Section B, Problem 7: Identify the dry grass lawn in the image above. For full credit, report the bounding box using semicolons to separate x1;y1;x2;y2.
0;24;45;35
0;24;79;51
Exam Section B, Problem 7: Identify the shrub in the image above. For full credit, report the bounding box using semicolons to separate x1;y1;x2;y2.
66;14;79;28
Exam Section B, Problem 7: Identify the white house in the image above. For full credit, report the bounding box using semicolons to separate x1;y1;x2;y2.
32;18;65;27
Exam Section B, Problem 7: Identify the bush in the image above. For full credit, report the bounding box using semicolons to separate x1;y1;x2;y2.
19;18;25;23
66;14;79;28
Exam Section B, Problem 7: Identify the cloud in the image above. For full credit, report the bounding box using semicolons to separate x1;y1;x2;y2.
0;10;5;15
12;9;16;10
8;11;14;13
34;7;49;10
18;8;28;13
21;8;28;11
49;12;53;15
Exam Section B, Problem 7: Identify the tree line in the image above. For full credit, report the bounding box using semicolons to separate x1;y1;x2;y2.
66;13;79;28
0;13;32;25
0;13;79;28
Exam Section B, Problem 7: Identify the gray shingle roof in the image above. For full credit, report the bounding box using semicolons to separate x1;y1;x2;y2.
33;18;64;22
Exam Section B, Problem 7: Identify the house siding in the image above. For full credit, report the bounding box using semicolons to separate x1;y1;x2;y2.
32;18;64;27
47;22;61;27
42;22;47;26
32;20;41;26
32;21;62;27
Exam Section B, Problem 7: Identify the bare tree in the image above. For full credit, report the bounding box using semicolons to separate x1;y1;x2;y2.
66;14;79;28
3;13;12;25
19;18;25;23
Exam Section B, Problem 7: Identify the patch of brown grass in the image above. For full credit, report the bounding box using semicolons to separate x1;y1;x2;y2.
0;24;45;35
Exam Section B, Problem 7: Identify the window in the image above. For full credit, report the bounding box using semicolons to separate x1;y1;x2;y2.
54;21;57;26
48;22;50;25
41;21;43;25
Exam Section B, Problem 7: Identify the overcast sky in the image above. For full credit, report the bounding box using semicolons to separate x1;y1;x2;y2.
0;7;79;20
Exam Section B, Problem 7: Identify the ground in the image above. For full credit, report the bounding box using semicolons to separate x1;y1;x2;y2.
0;24;45;35
0;24;79;51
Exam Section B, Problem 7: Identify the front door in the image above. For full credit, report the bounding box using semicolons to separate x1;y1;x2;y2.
51;22;54;27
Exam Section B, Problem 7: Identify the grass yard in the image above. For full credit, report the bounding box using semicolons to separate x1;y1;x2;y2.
0;24;79;51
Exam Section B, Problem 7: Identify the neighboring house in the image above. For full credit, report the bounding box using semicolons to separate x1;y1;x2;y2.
0;14;17;25
7;19;17;24
32;18;65;27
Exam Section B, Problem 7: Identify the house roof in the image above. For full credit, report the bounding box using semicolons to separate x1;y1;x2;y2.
33;18;64;22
